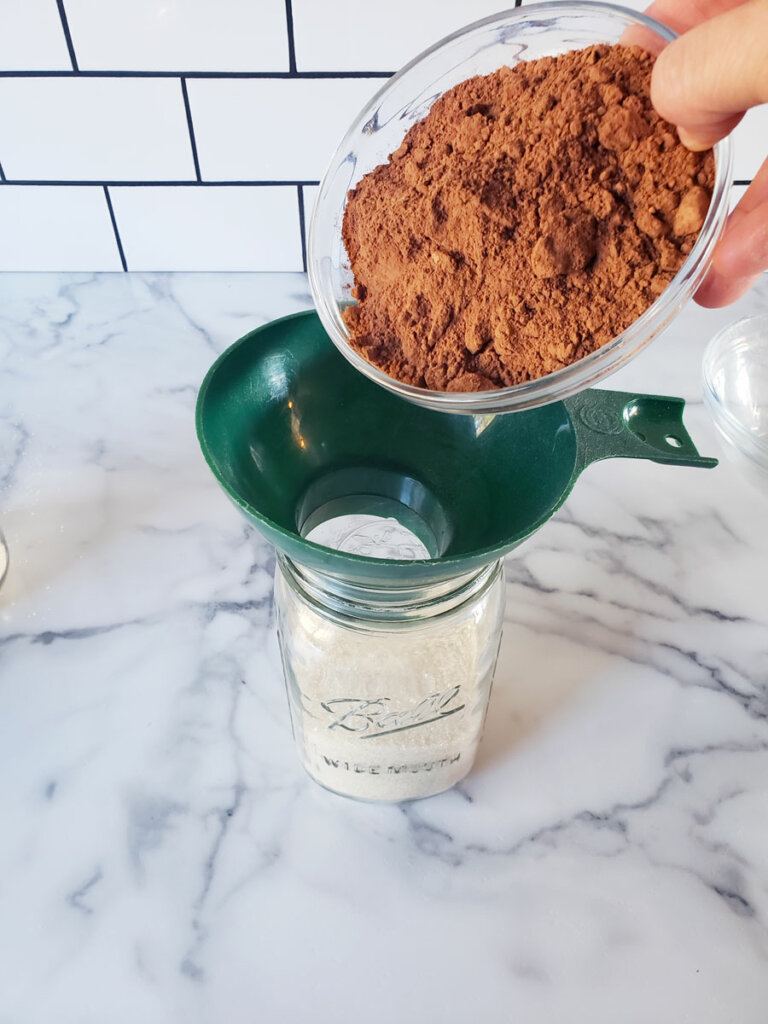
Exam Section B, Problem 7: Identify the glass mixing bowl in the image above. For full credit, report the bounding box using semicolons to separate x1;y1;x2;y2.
308;1;733;414
702;313;768;491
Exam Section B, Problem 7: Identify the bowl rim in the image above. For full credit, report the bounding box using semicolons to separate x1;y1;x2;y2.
702;312;768;461
308;0;734;414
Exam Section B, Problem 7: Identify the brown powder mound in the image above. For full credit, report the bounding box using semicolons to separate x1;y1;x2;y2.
341;44;715;392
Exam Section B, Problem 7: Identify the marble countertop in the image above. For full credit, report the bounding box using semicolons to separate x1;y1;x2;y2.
1;272;767;1024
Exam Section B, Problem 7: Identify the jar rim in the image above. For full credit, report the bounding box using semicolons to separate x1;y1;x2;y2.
276;555;504;629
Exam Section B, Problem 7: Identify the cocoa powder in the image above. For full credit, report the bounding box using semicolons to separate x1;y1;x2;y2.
341;45;715;392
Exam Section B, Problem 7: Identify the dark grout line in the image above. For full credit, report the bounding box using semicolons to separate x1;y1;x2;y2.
0;174;752;197
0;69;394;79
284;0;298;74
2;175;748;191
55;0;79;72
180;79;202;182
103;186;127;272
0;179;321;187
297;184;307;272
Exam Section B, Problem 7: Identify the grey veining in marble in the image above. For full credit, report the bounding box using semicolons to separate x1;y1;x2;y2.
0;272;767;1024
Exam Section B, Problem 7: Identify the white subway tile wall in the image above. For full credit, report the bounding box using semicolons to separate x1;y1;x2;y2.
63;0;290;72
731;106;768;182
0;77;195;181
291;0;521;73
0;186;122;271
0;0;762;271
186;77;381;181
0;0;71;71
109;186;303;271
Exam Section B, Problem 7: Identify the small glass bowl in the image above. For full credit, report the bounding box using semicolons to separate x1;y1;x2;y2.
308;1;733;414
702;314;768;490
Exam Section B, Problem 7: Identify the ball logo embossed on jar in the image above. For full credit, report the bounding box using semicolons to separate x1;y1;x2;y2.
306;514;430;560
578;404;623;435
321;685;465;738
335;519;427;559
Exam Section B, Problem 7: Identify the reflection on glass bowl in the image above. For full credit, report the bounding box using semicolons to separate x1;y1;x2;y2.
0;531;8;589
703;313;768;491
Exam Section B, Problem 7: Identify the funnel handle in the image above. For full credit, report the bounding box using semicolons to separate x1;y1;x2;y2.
565;389;718;478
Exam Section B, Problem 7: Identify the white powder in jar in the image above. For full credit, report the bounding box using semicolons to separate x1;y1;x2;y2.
275;559;504;801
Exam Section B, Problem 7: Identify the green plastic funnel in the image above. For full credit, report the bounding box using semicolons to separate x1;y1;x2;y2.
196;311;717;586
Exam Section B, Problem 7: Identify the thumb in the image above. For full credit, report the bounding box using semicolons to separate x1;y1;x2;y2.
696;157;768;306
651;0;768;150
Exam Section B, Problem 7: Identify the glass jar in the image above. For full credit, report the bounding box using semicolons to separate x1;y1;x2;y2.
274;555;505;801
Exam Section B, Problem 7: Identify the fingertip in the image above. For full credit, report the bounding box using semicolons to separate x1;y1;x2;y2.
677;126;712;152
710;191;768;280
649;43;677;121
694;266;759;308
649;18;745;148
620;24;667;56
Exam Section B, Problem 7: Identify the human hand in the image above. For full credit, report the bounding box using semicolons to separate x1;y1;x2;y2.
647;0;768;306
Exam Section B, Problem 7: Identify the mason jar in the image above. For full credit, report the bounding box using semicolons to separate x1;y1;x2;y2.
274;555;505;801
